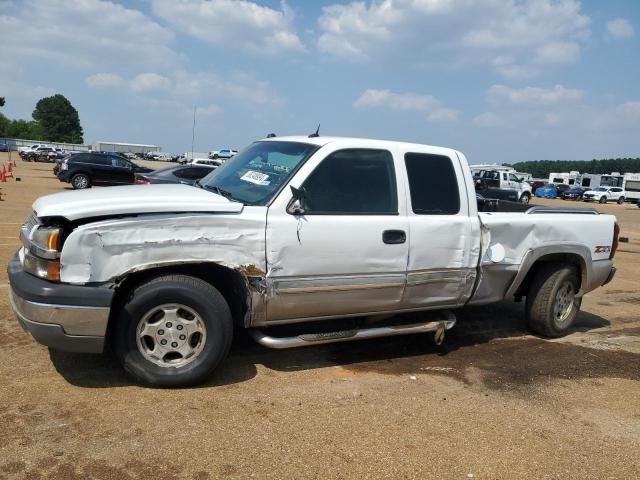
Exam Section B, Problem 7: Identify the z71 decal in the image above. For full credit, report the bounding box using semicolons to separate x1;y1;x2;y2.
594;246;611;254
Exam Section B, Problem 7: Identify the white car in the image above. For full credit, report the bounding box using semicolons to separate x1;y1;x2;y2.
190;158;223;167
582;186;625;204
9;135;618;387
209;148;238;159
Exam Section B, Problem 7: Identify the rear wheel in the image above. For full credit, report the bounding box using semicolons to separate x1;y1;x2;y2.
525;264;581;338
599;196;607;204
617;196;625;204
71;173;90;189
113;275;233;387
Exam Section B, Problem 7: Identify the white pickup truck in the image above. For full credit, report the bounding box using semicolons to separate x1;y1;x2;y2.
9;136;618;387
474;169;533;204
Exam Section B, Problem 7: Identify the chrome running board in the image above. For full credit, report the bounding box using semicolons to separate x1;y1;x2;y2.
249;311;456;349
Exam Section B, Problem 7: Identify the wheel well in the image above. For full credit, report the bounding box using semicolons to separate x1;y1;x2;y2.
107;263;250;338
514;253;585;298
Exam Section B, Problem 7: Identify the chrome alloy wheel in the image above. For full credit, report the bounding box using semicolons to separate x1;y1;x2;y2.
136;304;207;368
73;175;89;189
553;281;576;326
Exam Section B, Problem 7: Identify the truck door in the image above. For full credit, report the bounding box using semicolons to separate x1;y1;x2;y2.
265;147;409;322
402;151;479;308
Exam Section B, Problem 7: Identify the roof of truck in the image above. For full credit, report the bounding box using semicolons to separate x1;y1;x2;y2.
259;135;459;155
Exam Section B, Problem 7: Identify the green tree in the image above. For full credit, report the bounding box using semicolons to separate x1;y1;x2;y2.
32;94;83;143
0;97;5;107
0;112;9;137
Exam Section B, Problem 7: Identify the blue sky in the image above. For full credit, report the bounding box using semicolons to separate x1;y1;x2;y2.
1;0;638;164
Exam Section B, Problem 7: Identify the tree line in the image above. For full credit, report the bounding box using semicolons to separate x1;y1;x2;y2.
0;94;84;143
506;159;640;178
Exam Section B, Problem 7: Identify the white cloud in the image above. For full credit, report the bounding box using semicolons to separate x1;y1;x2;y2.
606;18;635;39
487;85;584;106
86;70;282;107
150;0;304;55
318;0;590;77
130;73;172;93
354;89;458;122
472;112;507;128
85;73;125;89
534;42;580;64
0;0;177;70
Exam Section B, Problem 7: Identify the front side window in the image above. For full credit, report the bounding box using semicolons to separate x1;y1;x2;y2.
509;174;520;182
112;157;130;168
301;149;397;215
200;141;318;205
405;153;460;215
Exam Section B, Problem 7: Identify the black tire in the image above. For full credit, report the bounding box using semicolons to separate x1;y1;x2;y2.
71;173;90;189
213;154;219;159
599;196;607;204
617;197;624;205
112;275;233;387
525;264;581;338
520;193;530;204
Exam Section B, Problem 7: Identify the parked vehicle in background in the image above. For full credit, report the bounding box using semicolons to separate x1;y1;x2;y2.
23;147;63;163
189;158;223;167
18;144;44;156
0;142;9;152
561;186;586;200
474;179;519;202
528;180;546;194
622;173;640;204
8;136;618;387
535;183;571;199
135;164;216;186
209;148;238;159
57;152;153;189
475;169;532;203
21;145;53;160
583;186;625;204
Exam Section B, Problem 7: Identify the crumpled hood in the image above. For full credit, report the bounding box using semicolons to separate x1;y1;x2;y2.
33;184;243;221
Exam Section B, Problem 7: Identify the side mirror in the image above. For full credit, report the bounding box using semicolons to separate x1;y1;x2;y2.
286;185;306;215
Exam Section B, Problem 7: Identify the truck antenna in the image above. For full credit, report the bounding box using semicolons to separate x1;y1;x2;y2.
308;124;320;138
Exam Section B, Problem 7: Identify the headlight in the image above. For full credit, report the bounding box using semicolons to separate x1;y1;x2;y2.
20;224;64;281
21;226;62;259
23;252;60;281
61;163;68;171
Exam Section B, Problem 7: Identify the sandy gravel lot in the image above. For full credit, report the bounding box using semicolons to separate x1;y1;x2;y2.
0;154;638;479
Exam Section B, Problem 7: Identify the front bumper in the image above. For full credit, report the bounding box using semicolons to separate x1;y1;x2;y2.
7;252;113;353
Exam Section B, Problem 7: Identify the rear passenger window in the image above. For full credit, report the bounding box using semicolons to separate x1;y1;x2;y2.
405;153;460;215
302;149;397;215
90;155;111;166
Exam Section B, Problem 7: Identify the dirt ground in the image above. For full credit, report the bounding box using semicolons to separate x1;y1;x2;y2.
0;154;638;480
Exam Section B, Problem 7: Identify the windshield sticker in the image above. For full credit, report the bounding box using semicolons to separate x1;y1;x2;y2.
241;170;270;185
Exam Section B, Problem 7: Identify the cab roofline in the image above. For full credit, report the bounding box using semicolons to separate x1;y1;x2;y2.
259;135;458;154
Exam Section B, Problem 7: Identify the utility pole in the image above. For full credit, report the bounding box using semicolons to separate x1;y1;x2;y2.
191;106;196;161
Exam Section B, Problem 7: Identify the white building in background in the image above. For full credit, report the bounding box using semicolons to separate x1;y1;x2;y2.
93;141;161;154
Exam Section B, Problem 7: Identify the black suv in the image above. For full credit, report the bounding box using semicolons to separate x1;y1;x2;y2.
57;152;153;189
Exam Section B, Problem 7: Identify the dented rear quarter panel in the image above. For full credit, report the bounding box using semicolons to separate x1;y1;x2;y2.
468;211;617;305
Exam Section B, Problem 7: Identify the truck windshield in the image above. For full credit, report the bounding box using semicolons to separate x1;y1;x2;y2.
199;141;318;205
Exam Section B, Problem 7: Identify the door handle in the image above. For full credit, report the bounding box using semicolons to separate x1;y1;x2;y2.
382;230;406;244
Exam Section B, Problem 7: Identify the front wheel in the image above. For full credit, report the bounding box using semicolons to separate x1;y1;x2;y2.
525;264;581;338
113;275;233;387
617;197;625;204
520;193;530;204
599;196;607;204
